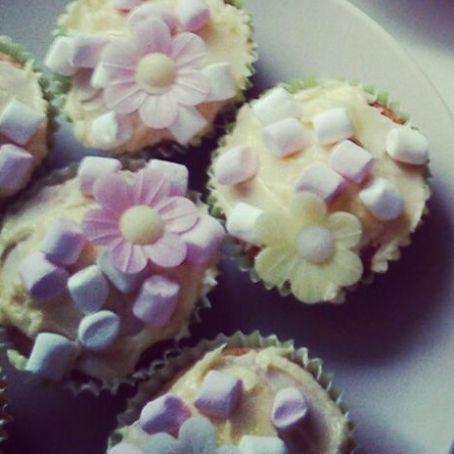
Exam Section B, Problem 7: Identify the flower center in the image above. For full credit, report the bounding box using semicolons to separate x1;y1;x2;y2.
120;205;163;245
297;225;335;265
135;53;177;93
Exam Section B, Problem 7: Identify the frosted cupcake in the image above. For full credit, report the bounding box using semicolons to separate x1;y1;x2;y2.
108;332;354;454
45;0;256;153
208;80;431;304
0;158;224;392
0;37;52;203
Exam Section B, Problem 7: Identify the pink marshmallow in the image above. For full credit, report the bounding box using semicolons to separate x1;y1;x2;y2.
19;252;69;300
329;140;375;183
262;118;306;157
271;387;308;431
71;34;107;68
147;159;189;196
202;62;236;102
176;0;210;32
78;156;121;195
40;218;86;266
133;276;180;327
194;370;242;419
295;164;345;202
0;144;33;193
0;98;45;145
44;36;76;76
140;393;190;434
214;145;258;185
112;0;142;11
181;215;225;264
168;106;208;145
127;3;178;32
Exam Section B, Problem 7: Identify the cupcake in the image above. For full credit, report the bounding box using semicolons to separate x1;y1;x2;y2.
208;79;431;304
108;332;354;453
0;36;52;203
45;0;256;154
0;157;225;392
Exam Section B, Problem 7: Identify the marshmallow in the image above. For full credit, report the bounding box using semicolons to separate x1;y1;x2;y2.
44;36;76;76
140;393;190;434
78;310;120;351
359;178;404;221
19;252;69;300
194;370;242;419
168;106;208;145
181;215;225;264
68;265;109;314
40;218;86;266
91;62;110;89
133;276;180;327
71;34;107;68
238;436;287;454
25;333;76;381
329;140;374;183
0;144;33;193
147;159;189;196
91;111;133;149
271;387;308;431
252;87;300;126
112;0;142;10
74;70;101;102
386;127;429;165
226;203;264;245
295;164;345;202
109;444;142;454
0;98;45;145
127;3;178;32
97;251;143;293
202;62;236;102
262;118;306;157
176;0;210;32
313;108;354;145
78;156;121;195
214;145;258;185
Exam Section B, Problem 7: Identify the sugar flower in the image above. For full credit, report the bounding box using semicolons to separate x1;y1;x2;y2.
254;192;363;303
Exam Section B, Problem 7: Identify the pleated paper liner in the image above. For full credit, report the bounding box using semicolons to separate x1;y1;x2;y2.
0;161;219;396
0;366;10;448
206;78;432;304
108;330;356;453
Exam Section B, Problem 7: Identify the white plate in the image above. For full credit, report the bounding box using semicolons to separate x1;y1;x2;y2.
1;1;454;453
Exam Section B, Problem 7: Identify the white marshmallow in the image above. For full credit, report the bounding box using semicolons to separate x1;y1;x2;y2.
91;111;132;149
214;145;258;185
78;310;120;351
262;118;306;157
112;0;142;10
295;164;345;202
226;203;264;245
44;36;76;76
176;0;210;32
252;87;300;126
313;108;354;145
238;435;287;454
147;159;189;196
0;98;45;145
359;178;404;221
91;63;110;89
386;127;429;165
168;106;208;145
202;63;236;102
26;333;76;381
71;34;107;68
78;156;121;195
0;144;33;193
68;265;109;314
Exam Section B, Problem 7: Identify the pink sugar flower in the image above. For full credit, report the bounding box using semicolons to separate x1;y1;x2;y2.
100;17;210;129
82;169;199;273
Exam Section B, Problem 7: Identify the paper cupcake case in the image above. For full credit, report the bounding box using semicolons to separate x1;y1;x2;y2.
0;367;10;446
0;160;220;396
109;330;356;453
207;78;432;304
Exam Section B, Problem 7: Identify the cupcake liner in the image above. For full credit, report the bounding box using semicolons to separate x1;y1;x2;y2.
207;78;432;304
109;330;356;453
0;162;218;396
0;367;10;445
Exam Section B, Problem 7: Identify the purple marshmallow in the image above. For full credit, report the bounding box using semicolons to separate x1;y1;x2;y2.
271;387;308;431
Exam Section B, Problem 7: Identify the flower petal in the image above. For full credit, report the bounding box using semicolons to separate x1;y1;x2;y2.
110;242;148;274
327;212;362;248
255;246;298;287
93;173;133;214
144;233;187;268
133;168;171;206
179;417;217;454
291;192;327;227
172;70;210;106
82;208;120;245
139;93;179;129
104;81;147;114
157;197;199;233
290;262;334;304
325;248;363;286
171;33;206;69
143;433;183;454
101;40;138;70
255;211;293;247
134;18;172;55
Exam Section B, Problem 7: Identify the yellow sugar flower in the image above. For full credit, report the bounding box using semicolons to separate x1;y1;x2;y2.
254;192;363;303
